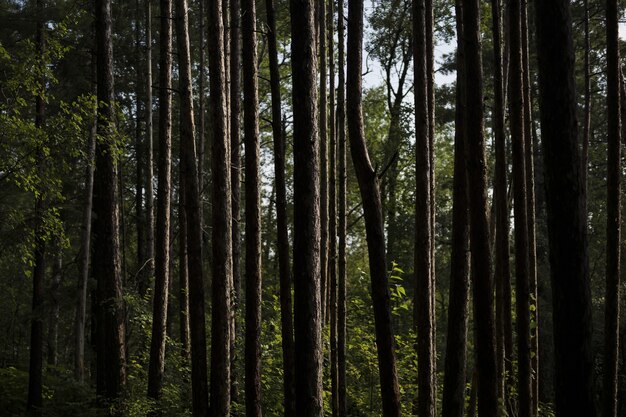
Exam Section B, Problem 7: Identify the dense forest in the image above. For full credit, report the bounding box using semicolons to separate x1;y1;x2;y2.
0;0;625;415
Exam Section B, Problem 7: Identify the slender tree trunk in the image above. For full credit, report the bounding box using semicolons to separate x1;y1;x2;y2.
209;0;233;413
176;0;209;414
47;247;62;366
75;61;97;382
178;173;190;360
242;0;263;413
93;0;126;400
27;2;46;409
604;0;621;416
229;0;241;406
289;0;323;414
144;0;155;297
508;1;532;415
328;0;338;413
520;3;538;412
413;0;435;415
534;1;596;416
135;0;145;287
319;0;329;325
147;0;173;403
581;0;590;213
337;0;347;414
265;0;295;414
463;0;499;415
441;2;469;416
347;1;402;415
490;0;512;409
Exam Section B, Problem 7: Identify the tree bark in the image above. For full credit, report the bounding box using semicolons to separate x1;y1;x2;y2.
27;2;46;409
319;0;329;325
289;0;323;414
176;0;209;414
604;0;621;416
47;247;62;366
462;0;499;415
147;0;173;403
337;0;347;414
413;0;435;415
441;2;469;416
347;1;402;415
144;0;155;297
534;1;596;416
229;0;241;407
93;0;126;400
581;0;590;214
209;0;232;413
265;0;295;414
242;0;263;413
74;60;97;382
490;0;512;409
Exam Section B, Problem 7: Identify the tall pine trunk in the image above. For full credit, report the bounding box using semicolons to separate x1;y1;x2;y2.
93;0;126;399
208;0;233;413
319;0;329;324
289;0;324;413
462;0;499;414
534;1;596;415
603;0;621;415
347;1;402;415
441;1;469;415
265;0;296;414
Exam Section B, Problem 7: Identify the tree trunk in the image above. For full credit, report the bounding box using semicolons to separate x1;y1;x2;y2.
534;1;596;416
93;0;126;400
242;0;263;413
604;0;621;416
319;0;329;325
462;0;499;415
581;0;590;213
74;61;97;382
209;0;232;413
441;2;469;416
178;173;190;360
328;0;338;414
347;1;402;415
27;2;46;409
289;0;324;413
508;1;532;415
47;247;62;366
490;0;512;409
337;0;347;414
134;0;145;290
520;2;538;412
413;0;435;415
265;0;295;414
147;0;173;403
176;0;209;414
144;0;155;297
229;0;241;407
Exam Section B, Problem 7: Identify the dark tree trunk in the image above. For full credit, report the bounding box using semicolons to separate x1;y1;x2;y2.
319;0;329;325
289;0;323;414
265;0;295;414
441;2;469;416
47;248;62;366
337;0;347;414
27;2;46;409
208;0;232;413
490;0;512;408
75;62;97;382
229;0;241;407
134;0;145;292
413;0;435;415
462;0;499;415
242;0;263;413
328;0;338;414
93;0;126;400
144;0;155;297
176;0;209;413
604;0;621;416
347;1;402;415
147;0;173;402
581;0;590;212
520;3;538;412
534;1;596;416
178;173;190;360
508;0;532;416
